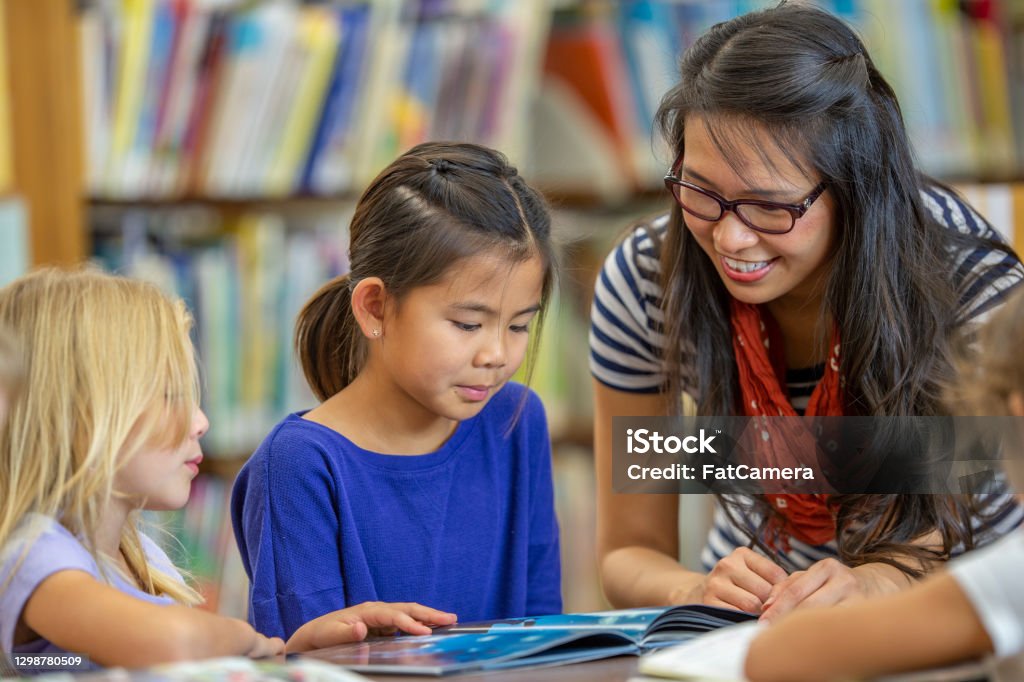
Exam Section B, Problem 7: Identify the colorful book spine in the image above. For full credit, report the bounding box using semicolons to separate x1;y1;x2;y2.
81;0;552;198
264;8;341;196
105;0;155;197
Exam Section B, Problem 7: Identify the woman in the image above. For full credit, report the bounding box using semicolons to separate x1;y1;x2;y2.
590;2;1022;620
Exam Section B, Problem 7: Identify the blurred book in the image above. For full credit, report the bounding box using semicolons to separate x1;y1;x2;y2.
537;10;642;198
0;5;14;194
0;197;28;288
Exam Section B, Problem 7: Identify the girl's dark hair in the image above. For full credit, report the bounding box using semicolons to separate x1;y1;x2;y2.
296;141;556;402
653;2;1018;573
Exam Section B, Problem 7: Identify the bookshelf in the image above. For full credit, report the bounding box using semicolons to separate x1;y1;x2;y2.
3;0;1024;618
8;1;1024;261
4;0;85;267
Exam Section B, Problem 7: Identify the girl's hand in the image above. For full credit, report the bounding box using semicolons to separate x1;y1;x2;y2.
758;559;912;623
285;602;458;653
246;632;286;659
697;547;788;613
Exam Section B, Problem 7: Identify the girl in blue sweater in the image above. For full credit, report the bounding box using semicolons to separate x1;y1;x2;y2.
232;142;563;641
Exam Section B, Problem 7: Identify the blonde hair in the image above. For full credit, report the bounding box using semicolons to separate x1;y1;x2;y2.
0;267;201;604
950;288;1024;487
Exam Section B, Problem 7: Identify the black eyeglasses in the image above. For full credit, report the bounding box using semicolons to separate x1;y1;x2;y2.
663;158;828;235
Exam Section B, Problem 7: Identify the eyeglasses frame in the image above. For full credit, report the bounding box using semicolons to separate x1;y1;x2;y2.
663;156;828;235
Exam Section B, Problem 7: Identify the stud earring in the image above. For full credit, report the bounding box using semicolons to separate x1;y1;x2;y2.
372;329;381;338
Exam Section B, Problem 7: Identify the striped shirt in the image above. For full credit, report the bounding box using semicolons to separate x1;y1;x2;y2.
589;185;1024;571
786;364;823;415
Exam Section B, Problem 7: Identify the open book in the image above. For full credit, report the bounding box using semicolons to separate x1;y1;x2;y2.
300;605;755;676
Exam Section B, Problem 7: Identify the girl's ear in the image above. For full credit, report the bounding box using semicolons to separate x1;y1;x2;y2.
351;277;388;340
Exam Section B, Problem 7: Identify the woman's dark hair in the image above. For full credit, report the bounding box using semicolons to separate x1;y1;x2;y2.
652;2;1017;573
296;141;556;402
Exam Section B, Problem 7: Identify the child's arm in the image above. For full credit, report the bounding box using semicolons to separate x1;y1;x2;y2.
744;571;991;682
284;601;457;653
20;569;284;667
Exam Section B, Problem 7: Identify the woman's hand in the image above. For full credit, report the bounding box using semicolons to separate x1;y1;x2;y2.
285;602;458;653
696;547;788;613
759;559;913;623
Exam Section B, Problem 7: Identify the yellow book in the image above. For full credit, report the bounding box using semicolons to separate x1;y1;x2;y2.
264;8;340;196
927;0;980;176
236;213;286;444
351;0;406;188
107;0;155;196
1013;183;1024;250
0;5;13;193
971;16;1017;178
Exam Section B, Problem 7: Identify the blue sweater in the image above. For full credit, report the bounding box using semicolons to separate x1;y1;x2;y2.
231;383;563;639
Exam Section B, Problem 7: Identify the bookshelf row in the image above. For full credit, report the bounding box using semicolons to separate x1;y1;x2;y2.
4;0;1024;264
538;0;1024;191
76;0;1024;210
80;0;550;199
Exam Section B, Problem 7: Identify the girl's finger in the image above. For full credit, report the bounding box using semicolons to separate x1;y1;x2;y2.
704;581;765;614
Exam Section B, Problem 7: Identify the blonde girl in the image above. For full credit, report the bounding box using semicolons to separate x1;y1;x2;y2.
0;268;451;672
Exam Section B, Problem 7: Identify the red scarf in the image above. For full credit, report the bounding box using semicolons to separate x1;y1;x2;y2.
730;299;842;547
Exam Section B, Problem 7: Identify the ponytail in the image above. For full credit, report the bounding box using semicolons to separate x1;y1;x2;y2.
295;274;364;401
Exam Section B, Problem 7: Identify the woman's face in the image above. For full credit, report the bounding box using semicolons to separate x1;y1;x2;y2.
680;117;837;312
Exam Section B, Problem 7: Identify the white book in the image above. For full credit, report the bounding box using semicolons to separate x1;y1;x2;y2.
638;621;762;682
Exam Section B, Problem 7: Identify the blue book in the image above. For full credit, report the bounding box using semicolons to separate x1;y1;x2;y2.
616;1;679;142
302;3;372;194
0;197;27;288
299;605;754;675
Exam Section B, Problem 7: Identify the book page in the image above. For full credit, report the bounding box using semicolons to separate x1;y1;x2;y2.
439;609;666;636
